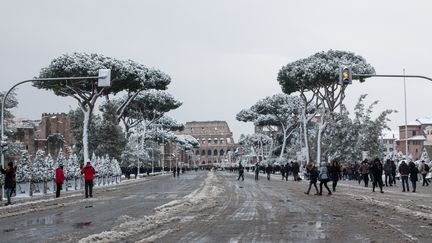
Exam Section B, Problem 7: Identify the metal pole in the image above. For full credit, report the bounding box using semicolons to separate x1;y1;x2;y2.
403;69;409;159
162;134;164;174
353;74;432;82
151;148;154;174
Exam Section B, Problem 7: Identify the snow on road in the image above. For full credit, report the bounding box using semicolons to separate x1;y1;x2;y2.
79;172;224;243
155;172;432;243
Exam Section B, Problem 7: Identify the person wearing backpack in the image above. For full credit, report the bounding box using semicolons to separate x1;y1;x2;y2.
419;160;429;187
318;162;332;195
304;162;319;195
1;161;16;206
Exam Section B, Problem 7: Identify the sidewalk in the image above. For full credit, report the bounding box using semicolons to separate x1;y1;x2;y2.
0;172;168;217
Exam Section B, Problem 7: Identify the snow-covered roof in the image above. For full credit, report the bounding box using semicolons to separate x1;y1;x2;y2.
417;117;432;125
408;135;426;141
382;130;399;140
400;118;432;127
406;120;421;126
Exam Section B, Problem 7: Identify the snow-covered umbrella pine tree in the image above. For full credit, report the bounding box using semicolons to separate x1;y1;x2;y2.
45;153;55;194
16;150;32;196
32;150;46;194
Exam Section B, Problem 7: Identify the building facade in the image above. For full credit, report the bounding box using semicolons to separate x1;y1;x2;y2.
12;113;75;158
177;121;236;167
396;118;432;160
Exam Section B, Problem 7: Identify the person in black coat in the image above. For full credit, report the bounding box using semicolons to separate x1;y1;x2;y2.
292;162;300;181
305;163;319;195
371;158;384;193
254;162;260;181
329;160;341;192
409;161;419;192
265;164;272;180
237;162;244;181
1;161;16;206
280;165;286;180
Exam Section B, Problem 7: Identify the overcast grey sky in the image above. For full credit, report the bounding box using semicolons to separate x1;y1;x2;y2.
1;0;432;140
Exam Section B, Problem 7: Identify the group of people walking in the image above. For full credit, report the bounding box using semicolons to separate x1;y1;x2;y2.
236;157;431;197
304;160;340;196
357;159;429;193
1;160;96;206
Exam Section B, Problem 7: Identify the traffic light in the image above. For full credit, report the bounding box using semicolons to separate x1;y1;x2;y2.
339;66;352;85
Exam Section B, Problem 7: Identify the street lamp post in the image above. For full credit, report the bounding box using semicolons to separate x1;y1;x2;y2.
148;147;154;174
0;71;110;201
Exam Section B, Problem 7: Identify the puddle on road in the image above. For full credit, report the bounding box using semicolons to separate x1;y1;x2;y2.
73;221;92;229
3;228;16;233
85;205;93;208
289;219;327;240
19;212;64;227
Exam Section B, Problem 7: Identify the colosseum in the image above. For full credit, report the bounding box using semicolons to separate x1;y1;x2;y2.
178;121;237;167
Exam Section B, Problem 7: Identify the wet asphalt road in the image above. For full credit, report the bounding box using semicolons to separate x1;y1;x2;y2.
2;171;432;242
156;171;432;243
0;172;207;243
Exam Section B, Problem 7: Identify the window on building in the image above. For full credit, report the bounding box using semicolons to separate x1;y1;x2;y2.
214;149;218;156
220;139;224;144
201;150;205;156
389;148;394;152
220;149;224;156
196;150;200;155
214;139;218;144
413;131;416;136
208;139;211;144
208;150;212;156
202;161;206;165
416;148;418;153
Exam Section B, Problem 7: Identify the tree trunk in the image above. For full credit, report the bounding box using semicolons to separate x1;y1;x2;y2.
302;109;310;163
279;128;288;159
82;109;90;163
316;118;327;164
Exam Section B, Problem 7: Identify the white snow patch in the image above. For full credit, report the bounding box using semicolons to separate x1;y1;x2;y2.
78;172;224;243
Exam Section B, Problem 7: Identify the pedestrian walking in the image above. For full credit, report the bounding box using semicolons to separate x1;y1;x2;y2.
82;161;96;198
55;163;65;198
384;159;392;186
255;162;260;181
371;158;384;193
305;163;319;195
0;161;16;206
399;160;410;192
281;165;286;180
409;161;418;193
292;162;300;181
177;166;180;177
391;160;397;185
266;164;272;180
318;162;332;195
360;160;369;187
237;162;244;181
329;160;340;192
419;160;429;187
346;163;353;181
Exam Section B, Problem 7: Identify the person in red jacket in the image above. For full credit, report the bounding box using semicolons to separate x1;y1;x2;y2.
55;163;65;198
82;161;96;198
